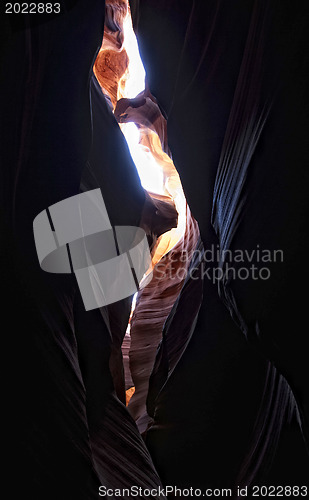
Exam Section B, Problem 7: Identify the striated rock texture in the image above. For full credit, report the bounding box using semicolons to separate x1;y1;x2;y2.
128;206;199;432
131;0;309;491
93;0;128;107
94;49;129;108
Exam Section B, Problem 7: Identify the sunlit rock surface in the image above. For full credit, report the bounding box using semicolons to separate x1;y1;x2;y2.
128;206;199;432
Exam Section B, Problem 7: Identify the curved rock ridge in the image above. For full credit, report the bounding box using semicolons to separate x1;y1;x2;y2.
128;205;199;432
115;88;170;155
104;0;128;52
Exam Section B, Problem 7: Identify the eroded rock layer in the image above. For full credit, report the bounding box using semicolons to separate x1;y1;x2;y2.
129;206;199;431
132;0;309;489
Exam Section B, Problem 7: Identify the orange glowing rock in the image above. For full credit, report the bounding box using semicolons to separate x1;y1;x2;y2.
126;386;135;406
93;1;200;431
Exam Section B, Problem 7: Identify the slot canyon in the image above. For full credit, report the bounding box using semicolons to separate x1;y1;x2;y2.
1;1;309;498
